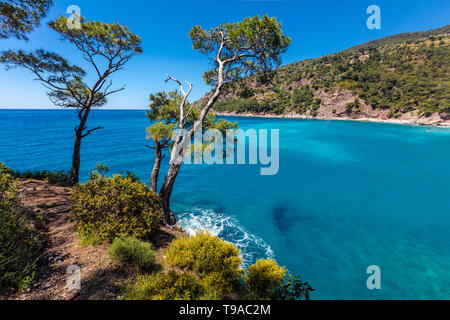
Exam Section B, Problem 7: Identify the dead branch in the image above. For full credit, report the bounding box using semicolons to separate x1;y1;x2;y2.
81;125;104;138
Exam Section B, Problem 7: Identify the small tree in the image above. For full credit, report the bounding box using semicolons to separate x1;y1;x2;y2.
155;15;290;224
1;16;142;183
0;0;53;40
146;90;182;193
146;84;238;194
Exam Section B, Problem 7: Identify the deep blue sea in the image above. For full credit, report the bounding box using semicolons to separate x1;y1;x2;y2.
1;109;449;300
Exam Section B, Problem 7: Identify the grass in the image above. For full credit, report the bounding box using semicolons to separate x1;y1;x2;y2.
109;237;156;272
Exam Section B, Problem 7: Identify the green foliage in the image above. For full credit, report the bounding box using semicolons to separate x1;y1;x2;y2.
0;163;42;293
147;90;184;122
291;85;321;114
245;259;287;298
238;85;255;98
48;16;142;56
120;230;313;300
0;0;53;40
10;169;72;186
123;270;218;300
94;163;109;174
2;15;142;185
2;16;142;112
146;90;181;150
147;121;176;144
215;97;276;114
46;15;141;109
70;171;163;244
306;37;449;115
164;232;243;293
215;84;322;116
189;14;291;85
0;49;88;109
345;25;450;52
146;90;239;159
93;162;141;183
109;237;156;272
346;98;361;113
274;275;315;301
124;171;141;183
214;27;450;117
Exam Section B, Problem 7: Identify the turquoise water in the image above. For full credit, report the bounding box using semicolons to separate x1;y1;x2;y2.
1;109;449;300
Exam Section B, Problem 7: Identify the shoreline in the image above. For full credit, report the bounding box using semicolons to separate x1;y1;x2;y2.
217;112;450;128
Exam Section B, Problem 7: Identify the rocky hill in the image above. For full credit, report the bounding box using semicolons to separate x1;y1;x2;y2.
204;25;450;126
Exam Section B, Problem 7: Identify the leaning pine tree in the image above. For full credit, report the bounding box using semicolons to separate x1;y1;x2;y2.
151;15;290;225
146;86;238;194
1;16;142;183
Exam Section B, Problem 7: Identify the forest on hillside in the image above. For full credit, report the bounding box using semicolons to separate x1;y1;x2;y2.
213;26;450;118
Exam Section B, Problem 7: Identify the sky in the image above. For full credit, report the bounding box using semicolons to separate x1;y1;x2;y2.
0;0;449;109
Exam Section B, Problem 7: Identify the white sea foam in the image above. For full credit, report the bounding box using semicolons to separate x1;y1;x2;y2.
177;208;274;267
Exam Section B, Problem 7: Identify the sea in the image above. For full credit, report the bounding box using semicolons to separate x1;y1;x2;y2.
0;109;449;300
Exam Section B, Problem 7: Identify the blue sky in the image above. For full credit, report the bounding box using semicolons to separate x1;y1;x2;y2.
0;0;449;109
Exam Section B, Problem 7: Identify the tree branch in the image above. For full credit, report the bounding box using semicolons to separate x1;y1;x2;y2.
165;75;193;129
81;125;104;138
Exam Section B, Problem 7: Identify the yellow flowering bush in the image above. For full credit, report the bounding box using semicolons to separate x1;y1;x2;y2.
71;172;163;243
164;232;243;293
245;259;287;298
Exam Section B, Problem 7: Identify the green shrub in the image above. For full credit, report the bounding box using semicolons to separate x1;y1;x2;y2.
123;270;219;300
109;237;156;272
274;275;315;300
11;169;72;186
164;232;242;293
124;171;141;183
244;259;287;298
71;172;163;244
0;163;42;293
346;101;355;112
94;163;109;174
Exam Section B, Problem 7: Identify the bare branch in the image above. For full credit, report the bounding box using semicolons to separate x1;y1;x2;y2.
216;31;225;63
165;75;193;129
165;75;185;95
81;125;104;138
104;86;126;98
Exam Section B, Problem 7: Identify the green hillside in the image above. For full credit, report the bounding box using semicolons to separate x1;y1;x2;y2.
212;25;450;119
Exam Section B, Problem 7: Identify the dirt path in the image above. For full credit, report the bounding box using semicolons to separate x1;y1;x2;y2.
13;180;134;300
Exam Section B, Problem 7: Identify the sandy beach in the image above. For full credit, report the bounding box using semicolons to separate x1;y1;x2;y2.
217;111;450;128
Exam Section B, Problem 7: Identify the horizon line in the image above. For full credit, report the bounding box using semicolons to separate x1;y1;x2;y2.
0;107;148;111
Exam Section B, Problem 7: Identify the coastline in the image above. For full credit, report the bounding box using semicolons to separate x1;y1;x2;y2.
217;111;450;128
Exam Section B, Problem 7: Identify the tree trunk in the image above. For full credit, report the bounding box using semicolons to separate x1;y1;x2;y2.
159;160;182;225
70;109;90;184
70;129;82;184
158;63;225;225
149;144;162;193
158;82;225;225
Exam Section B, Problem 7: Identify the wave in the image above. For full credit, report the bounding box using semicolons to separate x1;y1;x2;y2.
177;208;274;267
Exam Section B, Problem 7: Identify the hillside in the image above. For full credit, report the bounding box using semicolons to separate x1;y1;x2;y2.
2;179;186;300
206;25;450;126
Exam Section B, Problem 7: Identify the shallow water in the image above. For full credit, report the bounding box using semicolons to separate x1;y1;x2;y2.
1;109;449;300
